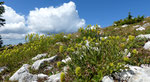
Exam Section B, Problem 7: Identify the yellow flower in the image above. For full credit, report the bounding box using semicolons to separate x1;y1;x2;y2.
120;43;125;48
110;63;114;67
59;46;64;53
132;49;138;54
116;36;120;40
88;36;91;41
128;35;135;41
75;67;81;76
123;57;129;61
97;31;100;34
83;37;86;40
101;37;105;41
60;72;65;82
57;61;61;68
122;37;126;42
67;34;72;39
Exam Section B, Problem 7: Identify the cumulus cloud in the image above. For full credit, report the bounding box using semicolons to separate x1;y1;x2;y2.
0;1;86;45
0;5;28;45
27;1;85;33
0;5;28;40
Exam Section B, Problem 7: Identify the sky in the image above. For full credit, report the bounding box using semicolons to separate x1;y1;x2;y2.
0;0;150;45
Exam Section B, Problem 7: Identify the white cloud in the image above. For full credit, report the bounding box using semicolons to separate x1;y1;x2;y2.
1;33;26;40
27;1;85;33
0;1;86;45
0;5;28;45
0;5;28;39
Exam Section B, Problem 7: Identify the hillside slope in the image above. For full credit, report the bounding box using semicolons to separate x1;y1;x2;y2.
0;17;150;81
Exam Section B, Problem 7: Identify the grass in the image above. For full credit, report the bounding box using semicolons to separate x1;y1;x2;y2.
0;17;150;81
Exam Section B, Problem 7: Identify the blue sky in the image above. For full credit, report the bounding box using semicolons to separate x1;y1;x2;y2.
1;0;150;45
4;0;150;27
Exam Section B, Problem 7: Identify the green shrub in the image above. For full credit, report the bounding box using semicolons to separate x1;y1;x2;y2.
114;12;144;26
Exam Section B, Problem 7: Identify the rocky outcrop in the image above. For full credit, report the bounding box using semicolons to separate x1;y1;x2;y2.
32;53;47;61
136;34;150;39
31;55;57;70
103;65;150;82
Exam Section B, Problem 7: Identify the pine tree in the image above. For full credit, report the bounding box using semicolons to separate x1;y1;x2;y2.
127;12;133;20
0;35;2;48
0;1;5;48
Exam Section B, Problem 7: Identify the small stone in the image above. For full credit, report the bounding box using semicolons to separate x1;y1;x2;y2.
46;73;61;82
62;56;71;63
0;66;7;73
122;24;128;27
102;76;114;82
143;41;150;50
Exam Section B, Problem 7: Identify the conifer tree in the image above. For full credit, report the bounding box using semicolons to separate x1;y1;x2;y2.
127;12;133;20
0;1;5;48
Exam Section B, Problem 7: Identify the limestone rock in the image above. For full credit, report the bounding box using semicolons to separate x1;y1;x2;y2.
143;41;150;50
45;73;61;82
121;24;128;27
31;56;57;70
32;53;47;61
136;34;150;39
102;76;114;82
136;27;145;31
9;64;31;81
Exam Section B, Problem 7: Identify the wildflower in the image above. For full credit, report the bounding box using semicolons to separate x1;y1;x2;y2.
132;49;138;54
75;67;81;76
122;37;126;42
83;37;86;40
67;34;72;39
97;31;100;34
67;47;75;52
101;37;105;41
112;36;116;39
79;28;82;32
116;36;120;40
84;40;87;44
57;61;61;68
60;72;65;82
123;57;129;62
88;36;91;41
120;43;125;48
59;46;64;53
81;41;84;45
110;63;114;67
128;35;135;41
99;42;102;45
108;36;112;39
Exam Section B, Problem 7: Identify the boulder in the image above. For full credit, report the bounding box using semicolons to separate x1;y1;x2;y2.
46;73;61;82
113;65;150;82
136;27;145;31
136;34;150;39
121;24;128;27
143;23;150;28
133;25;140;28
9;64;32;81
31;56;57;70
32;53;47;61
